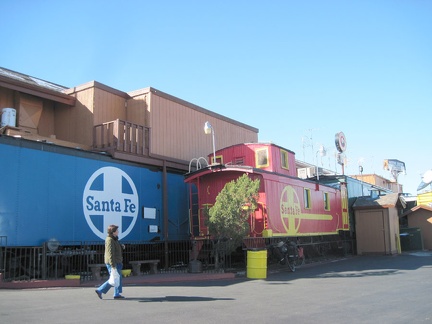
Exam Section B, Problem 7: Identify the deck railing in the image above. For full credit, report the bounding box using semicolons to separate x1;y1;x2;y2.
93;119;150;156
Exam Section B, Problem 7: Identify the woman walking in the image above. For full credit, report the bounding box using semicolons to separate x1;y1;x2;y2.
95;224;125;299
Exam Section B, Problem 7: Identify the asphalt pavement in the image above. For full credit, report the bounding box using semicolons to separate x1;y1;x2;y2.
0;252;431;324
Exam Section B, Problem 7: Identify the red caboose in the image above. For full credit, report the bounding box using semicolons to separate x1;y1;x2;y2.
185;143;349;239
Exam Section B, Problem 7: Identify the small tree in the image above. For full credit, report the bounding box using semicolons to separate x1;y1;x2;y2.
206;174;260;270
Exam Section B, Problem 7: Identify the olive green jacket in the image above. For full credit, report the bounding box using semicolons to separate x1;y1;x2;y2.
104;235;123;267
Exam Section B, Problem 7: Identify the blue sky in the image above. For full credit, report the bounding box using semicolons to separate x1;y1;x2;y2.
1;0;431;195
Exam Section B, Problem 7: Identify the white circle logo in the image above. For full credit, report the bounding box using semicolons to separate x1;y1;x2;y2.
83;167;139;240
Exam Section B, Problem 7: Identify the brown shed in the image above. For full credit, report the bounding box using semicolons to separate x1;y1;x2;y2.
353;193;406;255
401;205;432;250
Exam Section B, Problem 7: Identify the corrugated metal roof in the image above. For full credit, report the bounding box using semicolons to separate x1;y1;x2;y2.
0;67;68;93
0;67;75;105
353;193;406;209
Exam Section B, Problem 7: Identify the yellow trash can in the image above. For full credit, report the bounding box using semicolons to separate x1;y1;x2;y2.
246;249;267;279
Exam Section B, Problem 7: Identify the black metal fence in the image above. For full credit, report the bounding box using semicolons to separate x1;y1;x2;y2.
0;236;354;283
0;239;236;282
243;236;355;267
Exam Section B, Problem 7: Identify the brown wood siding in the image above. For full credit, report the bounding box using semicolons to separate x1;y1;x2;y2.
407;210;432;250
356;210;386;254
126;93;148;127
149;92;258;162
3;76;259;166
55;87;95;146
18;94;43;133
37;99;55;137
356;208;399;255
351;174;400;192
1;87;59;138
58;82;127;146
93;87;126;125
388;208;400;253
0;87;15;108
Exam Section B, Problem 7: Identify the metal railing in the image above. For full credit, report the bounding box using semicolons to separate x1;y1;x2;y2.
1;237;354;283
243;236;355;265
1;245;42;281
1;239;235;282
0;236;6;273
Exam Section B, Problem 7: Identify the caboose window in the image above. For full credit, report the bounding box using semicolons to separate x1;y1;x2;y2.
255;148;269;168
280;150;289;170
324;192;330;211
234;157;244;165
304;188;311;209
212;155;223;164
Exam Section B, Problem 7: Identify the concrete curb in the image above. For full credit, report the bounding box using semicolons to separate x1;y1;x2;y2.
0;272;237;290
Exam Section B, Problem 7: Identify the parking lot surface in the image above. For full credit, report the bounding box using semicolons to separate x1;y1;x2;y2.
0;252;431;324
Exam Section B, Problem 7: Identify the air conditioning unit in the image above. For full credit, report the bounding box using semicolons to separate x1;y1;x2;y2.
297;168;307;179
297;167;317;179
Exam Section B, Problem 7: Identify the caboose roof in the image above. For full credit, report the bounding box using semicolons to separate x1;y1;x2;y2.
184;164;254;182
215;142;295;155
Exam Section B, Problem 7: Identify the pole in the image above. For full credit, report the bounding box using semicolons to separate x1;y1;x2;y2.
163;160;169;270
211;128;216;164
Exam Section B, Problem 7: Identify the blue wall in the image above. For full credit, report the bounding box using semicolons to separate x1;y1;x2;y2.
0;137;189;246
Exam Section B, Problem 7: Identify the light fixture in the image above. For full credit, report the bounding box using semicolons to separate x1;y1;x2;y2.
204;121;216;164
318;145;326;157
315;145;327;181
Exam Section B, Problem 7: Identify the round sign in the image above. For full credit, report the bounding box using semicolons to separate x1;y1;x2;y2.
83;167;139;240
280;185;302;235
335;132;347;153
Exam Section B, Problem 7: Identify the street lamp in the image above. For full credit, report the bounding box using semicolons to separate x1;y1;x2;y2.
315;145;327;181
204;121;216;164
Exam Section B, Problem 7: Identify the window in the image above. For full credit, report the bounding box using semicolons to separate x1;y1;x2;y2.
212;155;223;164
304;188;311;209
324;192;330;211
234;157;244;165
255;148;269;168
280;149;289;170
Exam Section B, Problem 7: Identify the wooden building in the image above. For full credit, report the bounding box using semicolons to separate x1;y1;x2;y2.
353;193;406;255
350;173;402;194
401;205;432;250
0;67;258;171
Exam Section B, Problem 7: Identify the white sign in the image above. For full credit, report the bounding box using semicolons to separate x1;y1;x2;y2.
143;207;157;219
83;167;139;240
149;225;159;233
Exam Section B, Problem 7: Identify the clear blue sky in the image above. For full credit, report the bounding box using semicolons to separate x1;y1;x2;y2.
1;0;431;195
